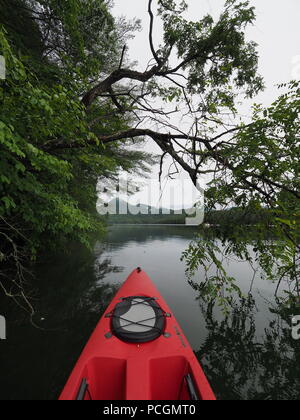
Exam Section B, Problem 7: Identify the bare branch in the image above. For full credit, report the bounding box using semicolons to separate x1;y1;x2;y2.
148;0;161;65
118;45;127;70
82;66;160;108
108;87;125;113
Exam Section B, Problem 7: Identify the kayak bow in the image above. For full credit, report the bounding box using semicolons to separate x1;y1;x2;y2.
59;268;216;401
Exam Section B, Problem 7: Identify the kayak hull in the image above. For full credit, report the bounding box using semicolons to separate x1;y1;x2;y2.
59;268;216;401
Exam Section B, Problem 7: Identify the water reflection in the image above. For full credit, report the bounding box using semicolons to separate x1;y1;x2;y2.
103;225;197;247
196;298;300;400
0;245;121;400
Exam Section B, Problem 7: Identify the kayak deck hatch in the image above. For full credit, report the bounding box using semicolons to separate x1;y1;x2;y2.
110;296;166;343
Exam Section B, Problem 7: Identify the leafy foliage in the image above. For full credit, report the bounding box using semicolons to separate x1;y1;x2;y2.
0;0;152;305
183;82;300;308
155;0;264;109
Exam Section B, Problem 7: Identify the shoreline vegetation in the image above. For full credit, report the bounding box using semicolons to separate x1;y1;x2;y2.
105;200;272;226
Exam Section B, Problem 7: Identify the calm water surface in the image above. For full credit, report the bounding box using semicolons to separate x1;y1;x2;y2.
0;225;299;400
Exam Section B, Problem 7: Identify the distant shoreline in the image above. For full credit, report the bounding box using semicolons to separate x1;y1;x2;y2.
108;223;195;227
105;205;272;228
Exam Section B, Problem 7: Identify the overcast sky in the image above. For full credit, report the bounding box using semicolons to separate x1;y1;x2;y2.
111;0;300;209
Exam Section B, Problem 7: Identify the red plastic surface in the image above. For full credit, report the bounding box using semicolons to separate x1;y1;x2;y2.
59;268;216;401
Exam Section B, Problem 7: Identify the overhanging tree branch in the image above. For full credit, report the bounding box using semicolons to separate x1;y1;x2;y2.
148;0;161;65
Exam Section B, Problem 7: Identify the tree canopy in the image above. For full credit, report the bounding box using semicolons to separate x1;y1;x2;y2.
0;0;153;305
0;0;299;309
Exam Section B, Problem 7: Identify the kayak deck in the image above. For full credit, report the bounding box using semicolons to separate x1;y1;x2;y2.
59;268;216;401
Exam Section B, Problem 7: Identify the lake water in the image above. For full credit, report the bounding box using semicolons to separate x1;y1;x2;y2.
0;225;299;400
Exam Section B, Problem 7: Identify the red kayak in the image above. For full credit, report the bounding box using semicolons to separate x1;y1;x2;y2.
59;268;216;401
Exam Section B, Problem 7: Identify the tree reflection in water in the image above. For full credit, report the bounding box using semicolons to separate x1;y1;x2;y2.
0;246;122;400
194;296;300;400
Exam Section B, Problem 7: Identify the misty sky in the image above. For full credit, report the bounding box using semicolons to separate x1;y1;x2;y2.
111;0;300;209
